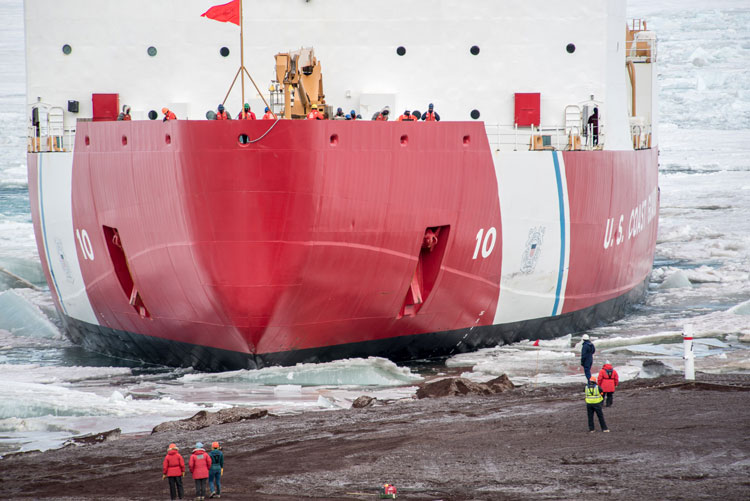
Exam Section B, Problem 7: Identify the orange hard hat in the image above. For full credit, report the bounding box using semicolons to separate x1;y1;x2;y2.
590;376;597;382
212;441;220;449
162;107;169;114
168;443;178;450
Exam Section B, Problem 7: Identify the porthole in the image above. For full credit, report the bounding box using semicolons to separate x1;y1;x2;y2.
566;43;576;54
121;135;128;146
238;133;249;145
84;135;90;146
463;135;471;146
396;46;406;56
62;44;72;55
329;134;339;146
220;47;230;57
165;134;171;145
148;110;158;120
400;135;409;146
470;45;480;55
147;46;157;57
470;109;481;120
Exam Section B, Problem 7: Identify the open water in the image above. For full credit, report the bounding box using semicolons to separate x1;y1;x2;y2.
0;0;749;454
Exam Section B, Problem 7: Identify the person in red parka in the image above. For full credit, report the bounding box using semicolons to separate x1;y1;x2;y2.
162;443;185;500
597;360;619;407
189;442;212;501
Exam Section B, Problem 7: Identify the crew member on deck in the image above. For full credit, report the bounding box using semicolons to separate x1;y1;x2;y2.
333;107;346;120
306;104;324;120
162;107;176;121
372;106;390;121
117;105;131;121
238;103;256;120
262;107;275;120
588;107;600;146
215;104;230;120
421;103;440;121
397;110;417;121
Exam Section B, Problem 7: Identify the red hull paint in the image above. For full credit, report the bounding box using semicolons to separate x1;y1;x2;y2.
563;148;659;312
70;120;503;355
28;120;658;366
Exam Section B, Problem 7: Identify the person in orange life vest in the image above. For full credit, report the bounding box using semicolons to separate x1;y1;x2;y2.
372;106;390;121
162;443;185;501
597;360;619;407
215;104;230;120
162;107;176;121
117;105;131;121
262;106;275;120
189;442;212;501
238;103;256;120
349;109;358;121
421;103;440;121
397;110;417;121
306;104;324;120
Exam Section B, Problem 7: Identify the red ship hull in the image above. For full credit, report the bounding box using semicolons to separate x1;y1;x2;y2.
28;120;658;370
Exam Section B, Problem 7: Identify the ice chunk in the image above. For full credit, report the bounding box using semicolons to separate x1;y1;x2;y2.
180;357;422;387
0;290;60;338
658;270;692;289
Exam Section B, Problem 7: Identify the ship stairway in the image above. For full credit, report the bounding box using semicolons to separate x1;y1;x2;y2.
564;105;581;136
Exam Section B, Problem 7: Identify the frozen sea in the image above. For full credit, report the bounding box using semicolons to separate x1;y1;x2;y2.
1;0;749;454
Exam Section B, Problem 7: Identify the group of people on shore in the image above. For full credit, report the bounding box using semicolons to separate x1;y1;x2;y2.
580;334;620;433
162;441;224;500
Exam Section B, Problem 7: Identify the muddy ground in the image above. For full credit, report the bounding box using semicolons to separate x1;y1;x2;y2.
3;373;749;500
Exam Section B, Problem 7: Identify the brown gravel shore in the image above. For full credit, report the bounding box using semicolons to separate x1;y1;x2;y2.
3;373;749;500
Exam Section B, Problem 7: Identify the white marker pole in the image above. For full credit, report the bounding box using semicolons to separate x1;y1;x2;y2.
683;324;695;381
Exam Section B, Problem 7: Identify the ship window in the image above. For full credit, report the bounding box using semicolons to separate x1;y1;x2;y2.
121;135;128;146
220;46;230;57
566;43;576;54
147;46;157;57
165;134;171;145
470;45;480;55
470;109;480;120
62;44;72;55
148;110;158;120
238;133;249;145
396;46;406;56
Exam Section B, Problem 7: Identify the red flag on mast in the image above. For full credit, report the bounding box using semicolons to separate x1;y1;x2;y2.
201;0;240;25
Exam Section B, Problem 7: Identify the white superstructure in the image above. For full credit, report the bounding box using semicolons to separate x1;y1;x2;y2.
24;0;656;152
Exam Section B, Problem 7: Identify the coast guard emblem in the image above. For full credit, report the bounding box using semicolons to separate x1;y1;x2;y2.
520;226;545;274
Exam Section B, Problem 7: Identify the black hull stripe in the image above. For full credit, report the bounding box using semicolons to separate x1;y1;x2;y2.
62;277;649;372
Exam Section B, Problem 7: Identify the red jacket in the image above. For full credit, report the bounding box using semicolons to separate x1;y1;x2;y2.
238;110;256;120
163;449;185;477
597;364;619;393
189;448;212;479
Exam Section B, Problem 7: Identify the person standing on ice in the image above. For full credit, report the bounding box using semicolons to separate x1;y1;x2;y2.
597;360;619;407
189;442;212;501
580;334;595;381
585;376;610;433
162;443;185;500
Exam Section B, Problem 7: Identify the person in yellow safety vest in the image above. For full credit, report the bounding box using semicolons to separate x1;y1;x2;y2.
306;104;324;120
397;110;417;122
585;376;610;433
262;107;275;120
